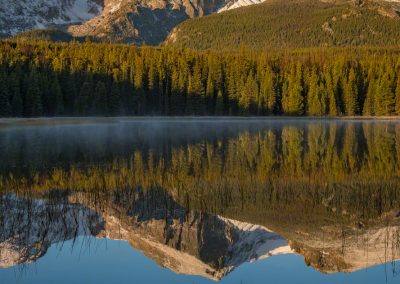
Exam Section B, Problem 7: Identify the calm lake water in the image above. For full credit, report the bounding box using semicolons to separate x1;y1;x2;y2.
1;118;400;284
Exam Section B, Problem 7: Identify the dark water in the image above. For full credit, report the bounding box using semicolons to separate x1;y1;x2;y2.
1;118;400;284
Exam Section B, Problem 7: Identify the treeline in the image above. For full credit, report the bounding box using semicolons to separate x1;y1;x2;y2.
1;40;400;116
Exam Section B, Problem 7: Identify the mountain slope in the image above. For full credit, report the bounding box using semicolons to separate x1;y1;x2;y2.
165;0;400;49
0;0;103;37
67;0;239;44
1;0;267;45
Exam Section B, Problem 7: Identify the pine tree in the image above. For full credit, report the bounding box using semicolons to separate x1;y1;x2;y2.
282;63;304;115
343;68;358;116
259;67;276;115
227;67;238;115
75;81;91;115
215;90;225;115
187;63;205;115
9;72;23;117
0;69;11;117
374;71;395;116
25;69;43;117
206;71;215;114
323;67;338;116
109;82;122;115
240;72;258;115
49;75;64;116
363;77;376;116
395;75;400;115
93;81;107;115
61;72;77;115
307;69;322;116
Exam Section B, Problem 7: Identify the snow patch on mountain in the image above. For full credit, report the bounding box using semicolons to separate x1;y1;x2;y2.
0;0;103;36
218;0;267;12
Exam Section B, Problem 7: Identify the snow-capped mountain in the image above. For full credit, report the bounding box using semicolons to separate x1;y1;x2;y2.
0;0;103;36
0;0;268;44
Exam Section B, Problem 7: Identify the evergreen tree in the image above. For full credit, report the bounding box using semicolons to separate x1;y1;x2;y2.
395;75;400;115
259;67;276;114
374;71;395;116
25;69;43;117
324;70;338;116
215;90;225;115
9;72;23;116
187;63;205;115
75;82;91;115
61;72;77;115
49;75;64;116
282;63;304;115
307;68;325;116
93;81;107;115
343;68;358;116
0;69;11;117
109;82;122;115
363;78;376;116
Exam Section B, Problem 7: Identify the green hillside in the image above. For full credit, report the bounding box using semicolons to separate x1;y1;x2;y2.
165;0;400;50
12;29;75;42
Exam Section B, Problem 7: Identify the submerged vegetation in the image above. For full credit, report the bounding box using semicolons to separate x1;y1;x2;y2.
1;41;400;117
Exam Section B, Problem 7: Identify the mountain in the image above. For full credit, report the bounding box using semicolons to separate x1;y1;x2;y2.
0;0;103;37
2;189;400;279
66;0;258;44
6;0;400;46
165;0;400;49
2;0;266;45
0;191;292;280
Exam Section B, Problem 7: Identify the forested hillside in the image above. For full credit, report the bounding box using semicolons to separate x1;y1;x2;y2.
166;0;400;50
1;40;400;117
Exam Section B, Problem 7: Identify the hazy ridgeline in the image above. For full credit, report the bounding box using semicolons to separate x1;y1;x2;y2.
1;120;400;230
1;41;400;117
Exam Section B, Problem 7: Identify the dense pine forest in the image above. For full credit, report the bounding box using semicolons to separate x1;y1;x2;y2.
1;40;400;117
166;0;400;50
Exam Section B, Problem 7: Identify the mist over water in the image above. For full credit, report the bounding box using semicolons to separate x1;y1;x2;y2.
1;118;400;284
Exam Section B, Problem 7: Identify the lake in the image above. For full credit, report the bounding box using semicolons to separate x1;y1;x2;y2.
0;118;400;284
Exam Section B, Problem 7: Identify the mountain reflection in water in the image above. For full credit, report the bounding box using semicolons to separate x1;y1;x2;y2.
0;118;400;283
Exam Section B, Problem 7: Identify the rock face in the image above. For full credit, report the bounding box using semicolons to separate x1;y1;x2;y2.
0;0;103;37
1;0;270;44
3;0;400;45
67;0;230;44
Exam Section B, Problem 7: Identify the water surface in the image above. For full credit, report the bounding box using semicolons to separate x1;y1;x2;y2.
1;118;400;283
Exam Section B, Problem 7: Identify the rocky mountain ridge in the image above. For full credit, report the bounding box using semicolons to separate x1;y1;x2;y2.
0;0;267;44
0;0;103;37
3;0;400;45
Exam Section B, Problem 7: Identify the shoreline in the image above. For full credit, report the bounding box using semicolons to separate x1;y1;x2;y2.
1;116;400;129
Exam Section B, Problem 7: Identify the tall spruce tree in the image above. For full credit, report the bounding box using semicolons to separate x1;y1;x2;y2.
9;72;23;117
0;68;11;117
343;68;358;116
25;69;43;117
